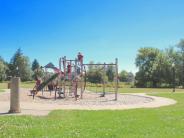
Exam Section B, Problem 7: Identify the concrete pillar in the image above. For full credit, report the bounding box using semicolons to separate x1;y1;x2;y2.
9;77;21;113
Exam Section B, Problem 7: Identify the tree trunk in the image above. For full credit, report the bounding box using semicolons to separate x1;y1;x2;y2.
153;80;157;88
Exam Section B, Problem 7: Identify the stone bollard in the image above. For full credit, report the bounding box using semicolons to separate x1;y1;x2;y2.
9;77;21;113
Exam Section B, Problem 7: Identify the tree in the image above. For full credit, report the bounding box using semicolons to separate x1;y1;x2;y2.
87;70;103;83
119;70;134;82
106;65;115;82
86;61;106;83
31;59;43;80
177;39;184;88
135;46;183;88
9;49;32;81
119;70;128;82
135;47;161;87
0;57;8;81
32;68;44;80
32;59;40;71
164;47;181;86
87;61;95;72
127;72;134;82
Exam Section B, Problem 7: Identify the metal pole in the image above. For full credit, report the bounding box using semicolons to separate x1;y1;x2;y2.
69;60;72;80
83;63;116;66
115;58;118;100
102;63;106;97
80;60;84;99
74;58;78;100
63;56;66;97
173;66;176;92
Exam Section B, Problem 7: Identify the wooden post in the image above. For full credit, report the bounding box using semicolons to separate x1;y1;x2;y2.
115;58;118;101
9;77;21;113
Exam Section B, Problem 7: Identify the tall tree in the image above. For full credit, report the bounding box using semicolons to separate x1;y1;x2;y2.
9;48;32;81
119;70;134;82
135;47;161;87
177;39;184;88
127;72;135;82
106;65;114;82
32;59;40;71
0;57;8;81
119;70;128;82
87;70;103;83
164;47;181;86
86;61;106;83
87;61;95;72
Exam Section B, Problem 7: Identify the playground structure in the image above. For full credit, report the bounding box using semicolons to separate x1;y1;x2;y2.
32;53;119;101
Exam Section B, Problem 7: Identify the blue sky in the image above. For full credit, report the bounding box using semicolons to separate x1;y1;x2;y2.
0;0;184;73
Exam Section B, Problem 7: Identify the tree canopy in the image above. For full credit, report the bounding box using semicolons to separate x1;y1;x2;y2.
135;42;184;88
8;49;32;81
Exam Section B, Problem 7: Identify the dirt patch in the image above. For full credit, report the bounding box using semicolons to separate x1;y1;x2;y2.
0;89;176;116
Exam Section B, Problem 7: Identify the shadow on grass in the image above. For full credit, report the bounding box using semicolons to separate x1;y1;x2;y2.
0;112;21;116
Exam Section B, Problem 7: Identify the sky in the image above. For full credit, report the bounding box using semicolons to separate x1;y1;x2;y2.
0;0;184;73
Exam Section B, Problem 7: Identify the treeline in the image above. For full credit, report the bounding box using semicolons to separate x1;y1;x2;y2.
0;48;43;82
0;49;134;83
86;61;134;84
135;39;184;88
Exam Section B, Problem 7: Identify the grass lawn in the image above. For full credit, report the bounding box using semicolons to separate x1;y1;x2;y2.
87;86;184;93
0;81;35;90
0;92;184;138
1;81;184;94
0;82;8;89
0;89;4;92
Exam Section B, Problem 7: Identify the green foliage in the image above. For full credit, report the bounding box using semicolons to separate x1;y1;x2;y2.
86;61;106;84
87;70;103;83
31;59;40;71
32;68;44;80
31;59;44;80
135;47;183;88
86;61;116;83
177;39;184;88
8;49;32;81
37;73;59;91
0;57;8;81
135;47;161;87
106;65;115;82
119;70;134;82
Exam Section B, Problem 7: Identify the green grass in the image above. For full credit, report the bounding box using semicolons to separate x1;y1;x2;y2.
1;81;183;93
0;82;8;89
0;89;4;92
20;81;35;89
0;81;35;90
87;86;184;93
0;93;184;138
